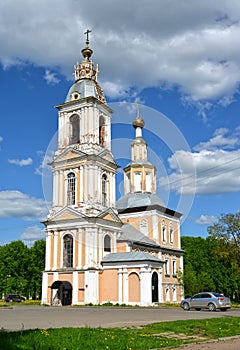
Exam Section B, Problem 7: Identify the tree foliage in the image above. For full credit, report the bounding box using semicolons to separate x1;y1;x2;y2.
0;240;45;299
181;212;240;300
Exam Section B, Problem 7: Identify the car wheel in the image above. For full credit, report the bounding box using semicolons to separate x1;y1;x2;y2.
183;302;190;311
208;303;216;311
195;308;201;311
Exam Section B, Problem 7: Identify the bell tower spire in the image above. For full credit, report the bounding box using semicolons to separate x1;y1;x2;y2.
123;102;156;194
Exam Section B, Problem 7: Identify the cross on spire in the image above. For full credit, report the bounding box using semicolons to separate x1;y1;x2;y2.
84;29;92;46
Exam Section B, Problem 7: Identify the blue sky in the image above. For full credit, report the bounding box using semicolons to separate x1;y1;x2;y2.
1;0;240;246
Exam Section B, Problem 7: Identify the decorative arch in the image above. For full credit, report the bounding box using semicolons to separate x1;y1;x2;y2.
69;114;80;145
67;172;76;205
51;281;72;306
63;234;73;268
128;272;140;303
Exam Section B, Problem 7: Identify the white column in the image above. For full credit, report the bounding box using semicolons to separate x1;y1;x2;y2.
45;230;51;270
41;272;49;305
77;228;82;269
59;170;63;206
123;268;128;304
140;267;152;306
158;270;163;303
53;231;58;270
118;268;123;304
79;166;83;202
72;271;79;305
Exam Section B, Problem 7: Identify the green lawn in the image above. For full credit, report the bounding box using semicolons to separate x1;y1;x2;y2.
0;317;240;350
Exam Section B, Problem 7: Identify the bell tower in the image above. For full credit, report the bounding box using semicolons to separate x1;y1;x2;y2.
51;31;117;214
123;108;156;195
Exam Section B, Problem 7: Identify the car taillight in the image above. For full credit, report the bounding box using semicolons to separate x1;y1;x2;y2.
218;297;224;301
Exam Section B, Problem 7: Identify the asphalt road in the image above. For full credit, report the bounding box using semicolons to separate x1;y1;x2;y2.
0;306;240;331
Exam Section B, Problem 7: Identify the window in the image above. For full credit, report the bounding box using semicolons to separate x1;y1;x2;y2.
169;224;174;243
162;222;166;242
63;234;73;268
134;172;141;192
146;172;152;192
104;234;111;252
69;115;79;145
102;174;107;206
172;260;176;276
165;259;169;276
99;116;105;146
67;172;76;205
125;173;130;194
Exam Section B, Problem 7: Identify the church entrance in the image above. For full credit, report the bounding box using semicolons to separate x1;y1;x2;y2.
51;281;72;306
152;272;158;303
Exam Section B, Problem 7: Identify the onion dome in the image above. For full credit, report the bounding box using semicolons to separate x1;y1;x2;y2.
65;30;106;104
132;115;145;129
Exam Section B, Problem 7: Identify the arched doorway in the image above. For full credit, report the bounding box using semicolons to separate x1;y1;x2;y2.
152;272;158;303
51;281;73;306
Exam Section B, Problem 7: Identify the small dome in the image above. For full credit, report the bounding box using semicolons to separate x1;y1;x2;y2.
132;115;145;129
65;79;105;104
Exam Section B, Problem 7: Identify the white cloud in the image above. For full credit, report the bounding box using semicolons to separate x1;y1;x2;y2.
1;1;240;107
20;225;45;246
0;190;48;220
0;136;3;142
194;128;240;151
159;127;240;195
44;69;60;85
195;215;218;225
8;157;33;166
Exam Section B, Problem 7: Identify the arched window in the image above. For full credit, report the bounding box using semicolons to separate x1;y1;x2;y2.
63;234;73;268
99;116;105;146
169;223;174;244
104;234;111;252
134;172;141;192
162;221;166;242
102;174;107;206
69;115;79;145
146;172;152;192
67;172;75;205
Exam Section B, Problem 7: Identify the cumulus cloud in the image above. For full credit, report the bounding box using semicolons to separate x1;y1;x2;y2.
8;157;33;166
159;127;240;195
0;190;48;220
195;214;218;225
194;128;240;151
0;136;3;142
20;225;45;246
1;1;240;107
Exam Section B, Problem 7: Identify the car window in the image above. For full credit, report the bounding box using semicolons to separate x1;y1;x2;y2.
201;293;211;298
192;294;201;299
212;292;223;297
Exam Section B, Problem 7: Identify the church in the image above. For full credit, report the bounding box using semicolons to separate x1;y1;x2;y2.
41;32;184;306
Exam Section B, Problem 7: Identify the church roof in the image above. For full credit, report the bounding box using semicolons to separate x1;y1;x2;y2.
116;192;165;210
65;79;105;103
119;223;159;247
101;251;165;264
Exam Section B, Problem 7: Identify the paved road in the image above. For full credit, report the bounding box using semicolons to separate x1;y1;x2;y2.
0;306;240;331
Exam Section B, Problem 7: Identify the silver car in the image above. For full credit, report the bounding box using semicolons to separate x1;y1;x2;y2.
181;292;231;311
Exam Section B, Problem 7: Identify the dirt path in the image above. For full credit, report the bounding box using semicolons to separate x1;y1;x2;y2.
170;336;240;349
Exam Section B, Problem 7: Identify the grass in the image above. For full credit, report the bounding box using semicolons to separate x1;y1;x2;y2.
0;317;240;350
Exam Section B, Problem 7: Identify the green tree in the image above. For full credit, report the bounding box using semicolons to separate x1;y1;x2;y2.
28;240;46;299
